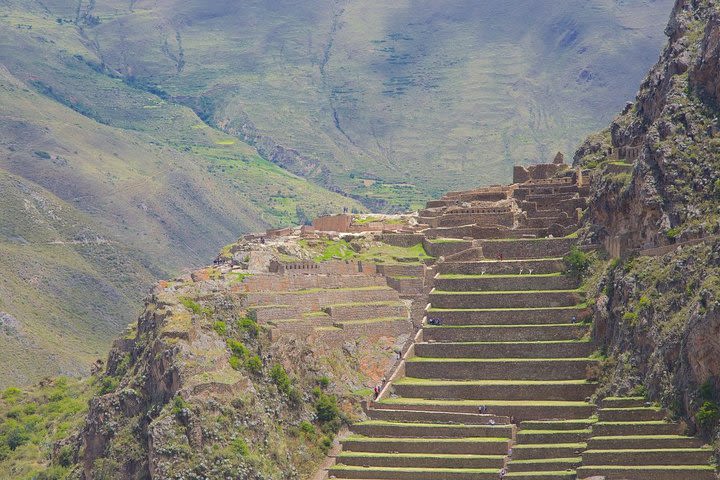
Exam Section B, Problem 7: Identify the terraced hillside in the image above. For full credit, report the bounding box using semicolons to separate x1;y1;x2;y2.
327;238;717;477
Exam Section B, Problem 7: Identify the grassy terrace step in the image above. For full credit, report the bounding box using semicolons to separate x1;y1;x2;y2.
336;452;505;469
433;274;579;292
425;305;589;325
422;324;588;342
507;457;581;472
600;396;647;408
376;398;595;421
517;429;592;443
581;448;714;466
351;420;512;438
404;357;596;381
334;317;408;327
598;407;666;422
521;418;598;431
504;472;576;480
415;340;595;359
512;443;587;460
328;465;500;480
437;258;565;275
588;435;705;450
591;421;683;436
429;290;584;309
477;237;576;259
367;408;510;425
341;436;510;455
393;378;597;401
575;465;718;480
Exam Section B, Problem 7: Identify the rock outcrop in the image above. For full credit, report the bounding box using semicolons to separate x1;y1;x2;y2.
575;0;720;455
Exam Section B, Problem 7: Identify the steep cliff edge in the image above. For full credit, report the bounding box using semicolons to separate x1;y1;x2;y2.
575;0;720;251
71;235;418;480
575;0;720;451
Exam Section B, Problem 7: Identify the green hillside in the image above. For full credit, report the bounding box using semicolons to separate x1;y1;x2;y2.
0;10;362;386
24;0;675;209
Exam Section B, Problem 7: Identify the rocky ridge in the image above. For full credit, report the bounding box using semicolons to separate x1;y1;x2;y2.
574;0;720;458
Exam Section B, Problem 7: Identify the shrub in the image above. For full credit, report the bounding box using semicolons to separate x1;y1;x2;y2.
5;424;30;450
270;364;292;396
2;387;22;400
638;296;651;311
318;376;331;389
171;396;189;416
226;339;249;359
228;355;242;371
697;401;720;430
237;317;259;337
246;355;262;374
213;321;228;336
179;297;211;316
564;247;591;276
700;380;716;401
315;393;339;423
97;376;119;395
230;437;249;457
320;436;333;453
57;444;74;467
622;311;638;324
299;421;315;435
666;227;681;240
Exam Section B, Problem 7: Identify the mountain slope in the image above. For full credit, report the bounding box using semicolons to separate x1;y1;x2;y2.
34;0;676;208
0;13;362;386
574;0;720;447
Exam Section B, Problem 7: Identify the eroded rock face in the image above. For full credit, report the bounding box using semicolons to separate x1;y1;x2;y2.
691;12;720;107
575;0;720;252
590;238;720;443
77;265;409;479
575;0;720;450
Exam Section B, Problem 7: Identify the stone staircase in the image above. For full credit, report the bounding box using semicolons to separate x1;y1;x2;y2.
325;236;718;480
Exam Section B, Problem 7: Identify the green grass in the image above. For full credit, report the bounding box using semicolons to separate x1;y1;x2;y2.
338;452;504;459
354;420;510;429
396;377;594;386
591;435;697;440
0;378;93;478
326;301;404;308
380;398;592;407
437;272;564;279
335;317;406;326
577;465;716;470
345;435;508;443
332;465;499;474
423;323;582;329
512;443;588;449
517;429;592;435
420;339;591;345
505;472;577;477
431;288;584;294
508;457;581;464
584;448;712;453
407;357;594;363
427;304;588;312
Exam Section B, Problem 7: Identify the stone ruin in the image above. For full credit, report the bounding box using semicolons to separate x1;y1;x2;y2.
417;155;590;240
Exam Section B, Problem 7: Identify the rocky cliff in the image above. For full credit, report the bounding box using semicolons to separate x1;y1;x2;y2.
575;0;720;451
68;235;416;480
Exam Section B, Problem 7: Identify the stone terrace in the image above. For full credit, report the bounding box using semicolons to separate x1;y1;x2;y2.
324;161;717;480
